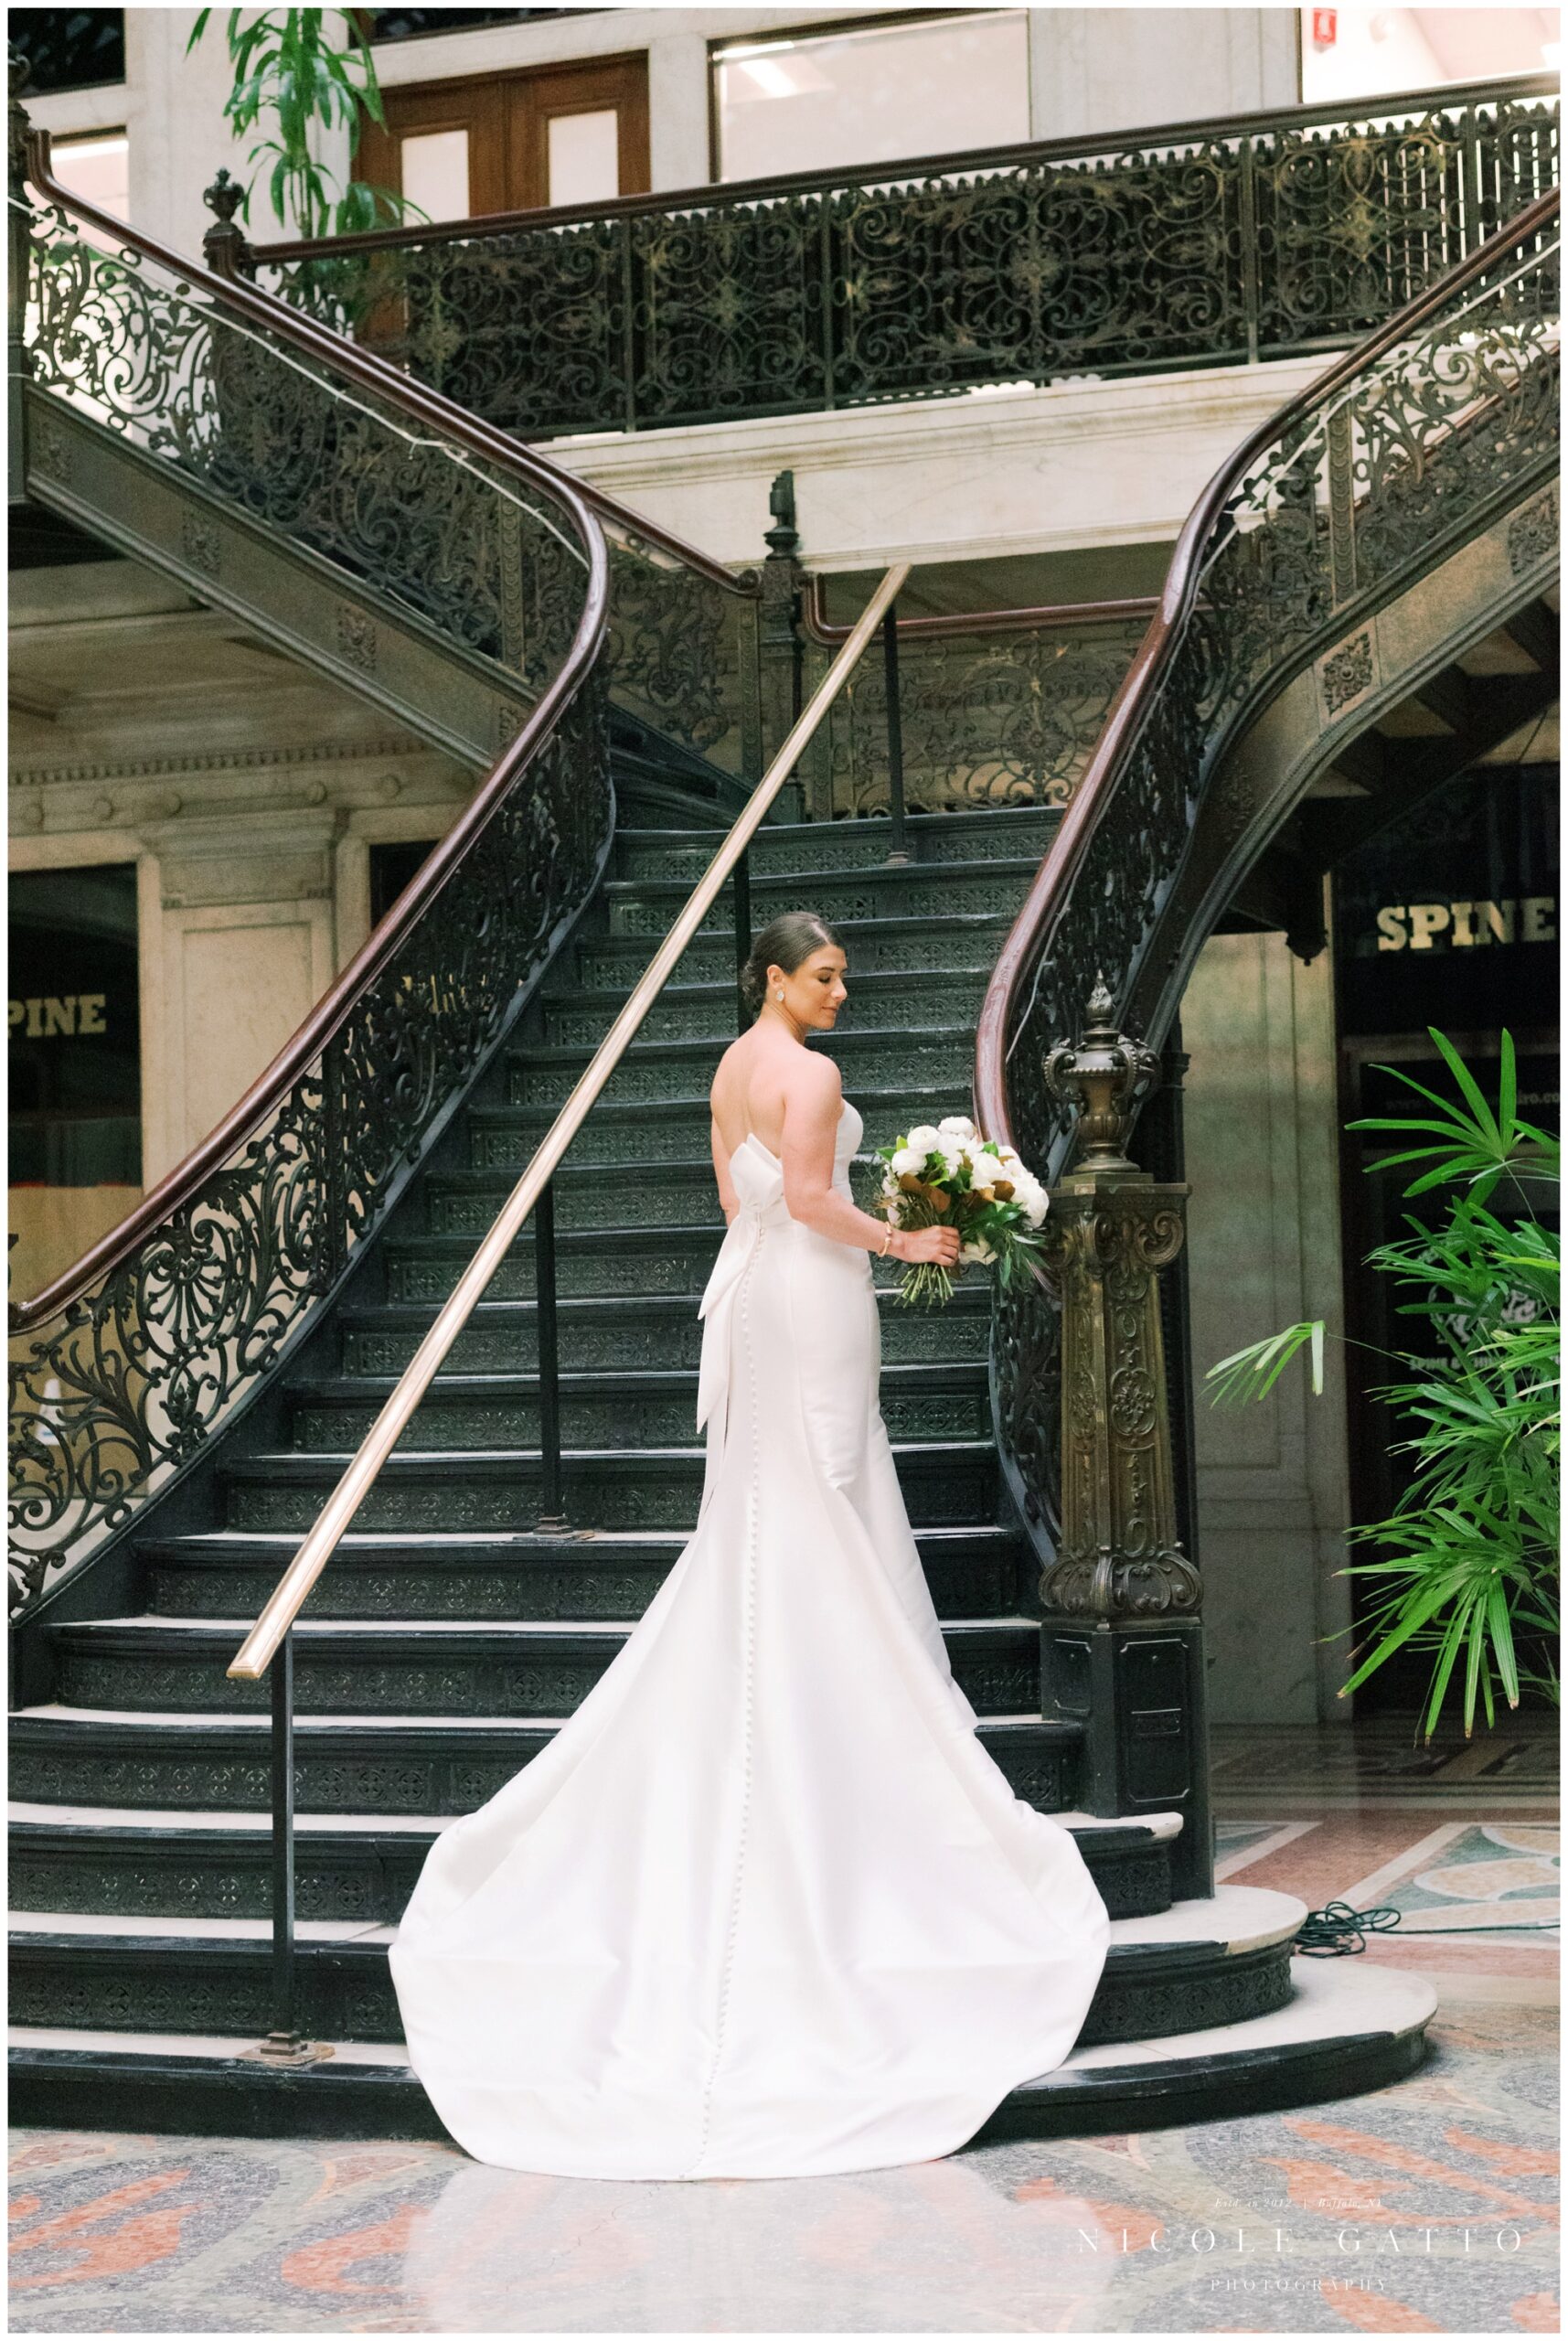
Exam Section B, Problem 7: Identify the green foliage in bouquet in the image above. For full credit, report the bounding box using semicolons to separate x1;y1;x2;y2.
876;1116;1049;1309
1207;1031;1559;1739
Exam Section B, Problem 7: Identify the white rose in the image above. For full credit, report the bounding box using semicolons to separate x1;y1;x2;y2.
1019;1181;1049;1229
938;1115;976;1139
891;1146;923;1177
936;1141;966;1177
904;1124;941;1155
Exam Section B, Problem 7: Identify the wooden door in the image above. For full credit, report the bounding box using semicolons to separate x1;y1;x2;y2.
358;54;650;221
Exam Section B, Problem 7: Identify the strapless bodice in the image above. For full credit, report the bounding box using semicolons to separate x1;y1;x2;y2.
700;1102;866;1428
727;1100;862;1217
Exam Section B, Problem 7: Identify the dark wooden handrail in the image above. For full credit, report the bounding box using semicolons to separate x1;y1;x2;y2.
13;133;613;1330
973;184;1562;1158
247;70;1560;262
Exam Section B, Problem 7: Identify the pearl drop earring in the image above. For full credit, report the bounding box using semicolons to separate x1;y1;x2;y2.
775;989;784;1001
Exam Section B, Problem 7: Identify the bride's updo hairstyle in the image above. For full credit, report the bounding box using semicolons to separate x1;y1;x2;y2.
740;911;842;1020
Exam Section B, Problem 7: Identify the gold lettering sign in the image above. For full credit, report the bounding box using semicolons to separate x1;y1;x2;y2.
1373;898;1556;951
6;994;110;1036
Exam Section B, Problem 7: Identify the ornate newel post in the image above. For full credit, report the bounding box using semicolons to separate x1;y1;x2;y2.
201;167;257;280
1039;981;1213;1897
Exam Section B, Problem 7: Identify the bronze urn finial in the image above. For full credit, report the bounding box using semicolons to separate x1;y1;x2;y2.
1041;974;1161;1176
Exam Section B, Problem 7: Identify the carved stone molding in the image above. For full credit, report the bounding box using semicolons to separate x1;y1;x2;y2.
1508;486;1559;575
10;735;427;790
1318;627;1374;718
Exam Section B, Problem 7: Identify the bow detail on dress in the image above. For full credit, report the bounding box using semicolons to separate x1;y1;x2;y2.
696;1138;794;1433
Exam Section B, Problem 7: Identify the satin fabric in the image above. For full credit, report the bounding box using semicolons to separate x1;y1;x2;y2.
389;1102;1110;2180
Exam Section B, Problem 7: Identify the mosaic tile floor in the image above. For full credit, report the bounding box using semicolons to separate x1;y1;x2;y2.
11;1726;1559;2336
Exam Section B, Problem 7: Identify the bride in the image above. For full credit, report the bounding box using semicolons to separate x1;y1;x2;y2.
390;911;1111;2181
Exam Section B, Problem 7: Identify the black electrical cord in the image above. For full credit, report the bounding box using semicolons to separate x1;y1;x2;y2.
1296;1901;1403;1956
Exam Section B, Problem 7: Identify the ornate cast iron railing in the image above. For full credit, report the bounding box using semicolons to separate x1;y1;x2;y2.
247;75;1558;442
974;187;1562;1583
802;580;1154;818
7;130;613;1618
197;172;763;783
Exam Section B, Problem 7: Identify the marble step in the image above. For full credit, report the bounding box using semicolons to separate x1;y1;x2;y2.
217;1438;1001;1537
468;1085;964;1170
283;1362;992;1455
404;1133;935;1245
538;968;991;1050
6;1961;1436;2143
137;1523;1029;1624
371;1245;997;1357
8;1806;1179;1926
344;1285;994;1368
507;1025;975;1111
7;1709;1083;1820
5;1887;1306;2053
610;807;1058;882
42;1611;1041;1721
573;909;1013;992
604;856;1040;940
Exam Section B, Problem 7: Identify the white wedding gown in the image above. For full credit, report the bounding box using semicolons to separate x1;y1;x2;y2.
389;1102;1110;2180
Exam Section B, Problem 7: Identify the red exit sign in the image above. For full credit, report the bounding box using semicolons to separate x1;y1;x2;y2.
1312;6;1338;45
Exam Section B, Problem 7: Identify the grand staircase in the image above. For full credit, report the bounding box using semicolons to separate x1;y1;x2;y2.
10;803;1418;2140
12;92;1553;2145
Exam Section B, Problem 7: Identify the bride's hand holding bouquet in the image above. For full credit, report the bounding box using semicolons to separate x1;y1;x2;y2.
877;1115;1049;1308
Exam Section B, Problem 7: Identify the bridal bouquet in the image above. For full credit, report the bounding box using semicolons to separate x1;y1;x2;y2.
876;1115;1049;1307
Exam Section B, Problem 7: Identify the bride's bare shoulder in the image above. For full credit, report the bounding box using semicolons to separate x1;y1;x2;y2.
782;1047;841;1107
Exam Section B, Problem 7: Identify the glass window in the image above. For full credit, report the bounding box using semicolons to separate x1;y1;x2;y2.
369;9;581;43
49;130;130;222
400;126;470;219
14;10;125;96
712;11;1030;184
1300;7;1558;103
547;107;620;206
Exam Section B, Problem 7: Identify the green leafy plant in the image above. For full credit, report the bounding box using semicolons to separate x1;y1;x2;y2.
189;7;401;239
188;9;421;326
1207;1030;1559;1739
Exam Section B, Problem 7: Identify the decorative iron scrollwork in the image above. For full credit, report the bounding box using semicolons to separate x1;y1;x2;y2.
8;199;613;1618
258;83;1558;442
988;198;1561;1586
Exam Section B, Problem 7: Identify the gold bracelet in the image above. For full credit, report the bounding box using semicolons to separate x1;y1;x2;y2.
880;1225;892;1257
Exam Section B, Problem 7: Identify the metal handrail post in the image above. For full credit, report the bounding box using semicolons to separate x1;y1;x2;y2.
732;849;752;1033
535;1176;565;1526
247;1629;330;2067
881;599;909;862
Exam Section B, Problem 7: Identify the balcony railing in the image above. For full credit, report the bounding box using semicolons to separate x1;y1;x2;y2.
249;73;1558;441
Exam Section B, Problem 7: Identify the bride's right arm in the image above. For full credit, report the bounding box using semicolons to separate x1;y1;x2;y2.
779;1062;958;1266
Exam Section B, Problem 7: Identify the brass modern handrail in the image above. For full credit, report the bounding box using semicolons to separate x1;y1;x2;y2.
227;560;911;1682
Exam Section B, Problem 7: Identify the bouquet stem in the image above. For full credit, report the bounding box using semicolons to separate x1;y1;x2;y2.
899;1262;955;1309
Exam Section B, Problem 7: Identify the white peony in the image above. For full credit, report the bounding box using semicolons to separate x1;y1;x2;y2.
891;1146;923;1177
904;1124;942;1155
938;1115;976;1139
